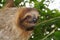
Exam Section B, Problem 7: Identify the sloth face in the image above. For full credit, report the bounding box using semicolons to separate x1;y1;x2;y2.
20;10;39;31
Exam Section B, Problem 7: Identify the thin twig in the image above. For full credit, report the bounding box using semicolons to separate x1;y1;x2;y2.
41;27;57;40
36;16;60;26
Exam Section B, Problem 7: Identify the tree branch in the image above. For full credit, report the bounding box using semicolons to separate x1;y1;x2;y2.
41;27;57;40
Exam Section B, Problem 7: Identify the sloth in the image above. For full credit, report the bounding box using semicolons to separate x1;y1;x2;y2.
0;7;39;40
15;8;39;31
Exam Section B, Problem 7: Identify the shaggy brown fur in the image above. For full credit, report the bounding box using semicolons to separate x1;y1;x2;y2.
0;0;39;40
0;7;39;40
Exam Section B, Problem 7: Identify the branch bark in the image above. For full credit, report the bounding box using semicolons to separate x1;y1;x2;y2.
4;0;15;8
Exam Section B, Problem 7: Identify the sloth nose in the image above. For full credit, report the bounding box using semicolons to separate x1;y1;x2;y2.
33;18;37;23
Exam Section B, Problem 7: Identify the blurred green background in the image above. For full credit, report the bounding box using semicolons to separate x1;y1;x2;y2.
0;0;60;40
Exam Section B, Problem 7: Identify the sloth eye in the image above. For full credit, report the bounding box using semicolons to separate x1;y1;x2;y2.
22;15;31;21
26;15;31;19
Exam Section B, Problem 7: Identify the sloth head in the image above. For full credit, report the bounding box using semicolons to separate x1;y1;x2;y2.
16;8;39;31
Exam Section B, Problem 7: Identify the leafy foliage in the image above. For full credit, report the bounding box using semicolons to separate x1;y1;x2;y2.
30;0;60;40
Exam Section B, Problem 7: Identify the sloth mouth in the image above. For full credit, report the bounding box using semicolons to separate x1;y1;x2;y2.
25;21;37;31
27;21;37;26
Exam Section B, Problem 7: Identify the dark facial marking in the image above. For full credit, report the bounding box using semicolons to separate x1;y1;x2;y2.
25;26;34;31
